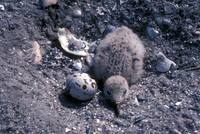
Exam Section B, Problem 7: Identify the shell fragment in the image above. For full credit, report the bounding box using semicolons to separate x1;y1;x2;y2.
58;28;89;57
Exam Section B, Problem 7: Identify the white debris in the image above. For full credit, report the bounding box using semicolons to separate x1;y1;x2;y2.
32;41;43;64
96;7;105;15
96;119;100;123
164;105;169;109
72;61;82;71
175;101;182;106
97;128;102;131
65;128;71;133
195;30;200;35
19;2;24;6
72;8;82;17
134;97;140;106
0;5;5;11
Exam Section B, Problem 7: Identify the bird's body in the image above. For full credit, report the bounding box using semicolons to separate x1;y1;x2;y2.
94;26;145;85
104;75;129;116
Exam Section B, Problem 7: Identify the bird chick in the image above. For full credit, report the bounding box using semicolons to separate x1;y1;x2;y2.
94;26;145;85
104;75;129;116
104;75;129;104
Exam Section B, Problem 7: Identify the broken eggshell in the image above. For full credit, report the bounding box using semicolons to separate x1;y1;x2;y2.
58;28;89;57
156;52;176;73
66;72;97;101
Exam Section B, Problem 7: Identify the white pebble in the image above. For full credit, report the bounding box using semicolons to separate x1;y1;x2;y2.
175;101;182;106
156;52;176;73
72;61;82;71
0;5;5;11
65;128;71;133
164;105;169;109
96;119;100;123
195;30;200;35
97;128;102;131
72;8;82;17
134;97;140;106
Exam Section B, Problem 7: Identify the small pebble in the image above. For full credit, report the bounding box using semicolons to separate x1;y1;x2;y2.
97;128;102;132
194;30;200;35
158;75;171;87
156;52;176;73
137;94;146;102
114;119;129;127
173;129;182;134
0;5;5;11
164;105;169;109
175;101;182;106
19;2;24;6
162;18;172;28
65;128;71;133
39;0;58;8
147;26;159;40
166;68;178;79
72;61;82;71
32;41;43;64
119;0;127;5
96;7;105;16
144;0;151;5
152;7;159;15
96;119;100;123
155;17;163;26
164;2;178;15
134;97;140;106
133;116;145;124
72;8;82;17
155;17;172;28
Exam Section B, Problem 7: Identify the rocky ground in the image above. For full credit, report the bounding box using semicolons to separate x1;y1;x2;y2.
0;0;200;133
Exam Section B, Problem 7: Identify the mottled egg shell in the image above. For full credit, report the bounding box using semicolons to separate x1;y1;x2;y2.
66;72;97;101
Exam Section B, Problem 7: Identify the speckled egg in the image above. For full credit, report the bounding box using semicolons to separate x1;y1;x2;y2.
66;72;97;101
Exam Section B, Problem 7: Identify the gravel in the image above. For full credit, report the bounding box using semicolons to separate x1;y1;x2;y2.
0;0;200;133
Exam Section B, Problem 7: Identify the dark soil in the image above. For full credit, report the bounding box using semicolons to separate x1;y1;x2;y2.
0;0;200;133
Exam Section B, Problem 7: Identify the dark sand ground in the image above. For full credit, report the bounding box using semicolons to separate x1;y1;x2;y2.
0;0;200;133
